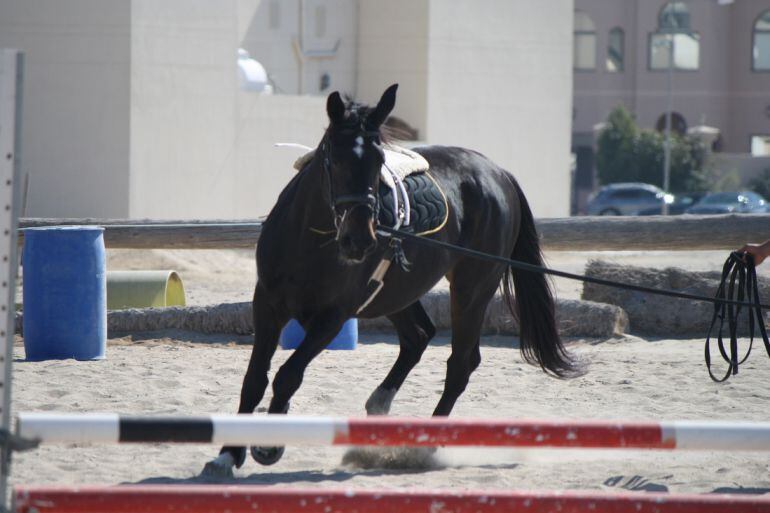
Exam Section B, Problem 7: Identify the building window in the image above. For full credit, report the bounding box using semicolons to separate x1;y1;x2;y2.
753;10;770;71
574;11;597;71
752;135;770;156
659;1;691;31
655;112;688;136
650;2;699;71
650;33;700;70
607;27;624;72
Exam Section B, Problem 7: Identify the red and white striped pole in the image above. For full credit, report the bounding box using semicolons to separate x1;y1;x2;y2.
14;485;770;513
16;413;770;451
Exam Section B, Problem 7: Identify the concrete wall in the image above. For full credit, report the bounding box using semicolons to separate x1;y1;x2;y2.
0;0;131;218
0;0;575;220
726;0;770;152
426;0;574;217
129;0;239;219
572;0;637;138
710;153;770;188
234;93;327;217
357;0;429;138
240;0;358;96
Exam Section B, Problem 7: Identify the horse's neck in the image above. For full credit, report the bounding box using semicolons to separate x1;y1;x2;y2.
285;161;336;237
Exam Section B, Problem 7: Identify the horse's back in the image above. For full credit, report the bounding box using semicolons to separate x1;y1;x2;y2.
413;145;522;251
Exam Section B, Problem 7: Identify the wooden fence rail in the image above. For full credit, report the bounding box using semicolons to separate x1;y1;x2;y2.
17;214;770;251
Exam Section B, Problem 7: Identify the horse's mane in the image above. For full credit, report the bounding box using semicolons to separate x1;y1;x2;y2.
335;96;396;145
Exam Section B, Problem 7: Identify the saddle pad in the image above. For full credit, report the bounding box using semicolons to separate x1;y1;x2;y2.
292;144;429;187
378;172;448;236
379;145;429;189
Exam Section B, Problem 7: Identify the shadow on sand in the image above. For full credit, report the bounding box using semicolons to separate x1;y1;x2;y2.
132;466;441;486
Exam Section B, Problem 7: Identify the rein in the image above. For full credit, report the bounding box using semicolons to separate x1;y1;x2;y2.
705;252;770;382
376;225;770;382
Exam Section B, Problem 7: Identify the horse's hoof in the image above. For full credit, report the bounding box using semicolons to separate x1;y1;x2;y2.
251;445;285;465
200;459;235;479
365;386;397;415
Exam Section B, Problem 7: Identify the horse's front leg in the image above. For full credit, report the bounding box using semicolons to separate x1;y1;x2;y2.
250;308;346;466
201;284;286;477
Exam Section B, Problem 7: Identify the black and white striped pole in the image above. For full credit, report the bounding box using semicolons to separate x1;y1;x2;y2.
0;48;24;513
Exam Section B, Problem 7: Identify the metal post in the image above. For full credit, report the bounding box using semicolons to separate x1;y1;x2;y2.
0;49;24;513
662;35;673;216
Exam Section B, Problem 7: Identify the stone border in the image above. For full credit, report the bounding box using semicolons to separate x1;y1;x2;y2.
15;291;628;339
582;260;769;336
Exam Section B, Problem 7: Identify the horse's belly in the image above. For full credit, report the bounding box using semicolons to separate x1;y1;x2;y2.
357;266;447;318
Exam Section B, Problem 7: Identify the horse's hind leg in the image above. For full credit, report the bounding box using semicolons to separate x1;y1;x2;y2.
365;300;436;415
433;261;504;416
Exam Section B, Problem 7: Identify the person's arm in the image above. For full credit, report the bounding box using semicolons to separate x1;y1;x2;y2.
739;240;770;266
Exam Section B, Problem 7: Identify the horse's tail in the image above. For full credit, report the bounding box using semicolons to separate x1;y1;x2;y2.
501;181;579;378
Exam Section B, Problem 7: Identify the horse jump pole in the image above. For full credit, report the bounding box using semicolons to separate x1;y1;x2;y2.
14;485;770;513
17;413;770;451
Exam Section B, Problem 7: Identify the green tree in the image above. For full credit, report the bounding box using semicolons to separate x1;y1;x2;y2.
670;135;708;192
635;130;663;186
596;106;707;193
596;106;638;185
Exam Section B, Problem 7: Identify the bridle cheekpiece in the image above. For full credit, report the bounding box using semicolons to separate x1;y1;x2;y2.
320;127;383;233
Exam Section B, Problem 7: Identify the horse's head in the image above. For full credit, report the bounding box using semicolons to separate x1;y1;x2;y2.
322;84;397;264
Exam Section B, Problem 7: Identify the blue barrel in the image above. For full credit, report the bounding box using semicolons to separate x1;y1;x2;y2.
23;226;106;361
279;318;357;350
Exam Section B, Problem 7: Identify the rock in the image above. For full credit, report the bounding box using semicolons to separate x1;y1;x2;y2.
581;260;768;336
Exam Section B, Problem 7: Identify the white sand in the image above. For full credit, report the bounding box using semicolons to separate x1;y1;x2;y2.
9;248;770;495
10;334;770;494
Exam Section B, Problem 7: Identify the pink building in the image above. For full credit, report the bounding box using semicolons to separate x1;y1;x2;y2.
572;0;770;213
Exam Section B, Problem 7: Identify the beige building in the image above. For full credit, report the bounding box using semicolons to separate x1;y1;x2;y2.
572;0;770;212
1;0;574;219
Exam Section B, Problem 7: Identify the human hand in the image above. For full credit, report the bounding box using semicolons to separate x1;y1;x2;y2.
739;240;770;266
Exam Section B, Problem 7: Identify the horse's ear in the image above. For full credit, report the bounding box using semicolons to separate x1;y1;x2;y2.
327;91;346;123
369;83;398;127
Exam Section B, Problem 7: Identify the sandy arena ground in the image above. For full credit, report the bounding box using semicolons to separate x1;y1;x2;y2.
9;249;770;495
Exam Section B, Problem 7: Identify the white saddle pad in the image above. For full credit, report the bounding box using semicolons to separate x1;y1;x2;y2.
292;144;429;187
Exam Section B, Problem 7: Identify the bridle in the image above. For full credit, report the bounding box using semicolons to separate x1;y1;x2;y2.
319;129;383;233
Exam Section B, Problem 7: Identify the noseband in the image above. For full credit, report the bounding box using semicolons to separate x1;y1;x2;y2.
320;131;382;231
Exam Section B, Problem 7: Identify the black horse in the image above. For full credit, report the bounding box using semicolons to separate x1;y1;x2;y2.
203;84;577;476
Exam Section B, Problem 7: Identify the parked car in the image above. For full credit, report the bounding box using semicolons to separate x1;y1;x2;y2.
586;183;674;216
684;191;769;214
637;192;706;215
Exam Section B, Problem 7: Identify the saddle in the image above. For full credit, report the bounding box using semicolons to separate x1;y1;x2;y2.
292;144;447;235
